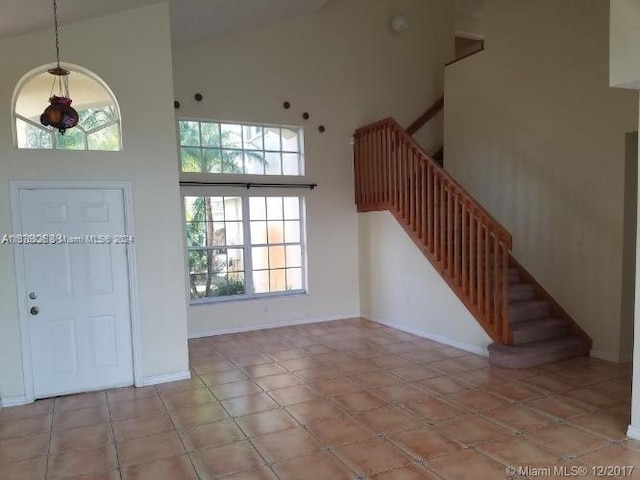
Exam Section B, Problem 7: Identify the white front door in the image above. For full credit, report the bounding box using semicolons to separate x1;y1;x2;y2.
17;187;134;398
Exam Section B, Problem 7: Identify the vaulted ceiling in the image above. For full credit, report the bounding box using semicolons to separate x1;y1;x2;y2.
0;0;332;46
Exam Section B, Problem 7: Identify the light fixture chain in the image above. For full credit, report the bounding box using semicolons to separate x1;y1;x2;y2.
53;0;61;68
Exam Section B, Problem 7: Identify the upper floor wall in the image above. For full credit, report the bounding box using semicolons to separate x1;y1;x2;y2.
610;0;640;89
444;0;638;362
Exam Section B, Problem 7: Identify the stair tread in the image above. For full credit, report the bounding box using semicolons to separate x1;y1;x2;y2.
509;298;549;308
509;283;534;297
510;317;568;332
510;283;533;291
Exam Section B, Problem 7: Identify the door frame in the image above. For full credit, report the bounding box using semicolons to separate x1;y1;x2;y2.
10;180;142;403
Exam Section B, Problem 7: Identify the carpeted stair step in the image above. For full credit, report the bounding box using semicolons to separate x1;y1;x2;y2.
488;335;590;369
508;268;520;284
508;299;550;323
510;318;570;345
508;283;534;302
483;267;520;283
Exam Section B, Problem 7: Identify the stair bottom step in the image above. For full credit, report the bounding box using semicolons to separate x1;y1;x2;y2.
488;335;590;369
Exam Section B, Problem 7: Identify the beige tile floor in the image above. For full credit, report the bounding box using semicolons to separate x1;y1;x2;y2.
0;318;636;479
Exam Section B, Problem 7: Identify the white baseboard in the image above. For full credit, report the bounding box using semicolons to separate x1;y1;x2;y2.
188;313;361;339
627;424;640;440
0;394;29;408
590;350;621;363
364;314;489;357
0;373;192;405
139;371;191;387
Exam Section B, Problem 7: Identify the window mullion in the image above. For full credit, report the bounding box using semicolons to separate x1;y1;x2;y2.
242;196;254;298
300;197;307;291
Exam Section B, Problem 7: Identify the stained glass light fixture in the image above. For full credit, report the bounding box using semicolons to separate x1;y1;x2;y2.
40;0;78;135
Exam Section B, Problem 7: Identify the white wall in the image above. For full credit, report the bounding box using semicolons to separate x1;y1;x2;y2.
630;112;640;437
173;0;454;336
456;13;484;39
444;0;638;361
610;0;640;441
610;0;640;89
360;212;492;353
456;0;484;38
0;3;189;403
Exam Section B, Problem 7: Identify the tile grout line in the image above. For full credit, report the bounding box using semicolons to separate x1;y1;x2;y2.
105;390;124;480
154;383;204;480
202;363;284;480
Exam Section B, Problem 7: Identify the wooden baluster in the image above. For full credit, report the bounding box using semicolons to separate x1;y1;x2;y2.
385;126;391;207
361;132;367;205
391;130;396;211
407;146;416;227
371;130;375;205
403;140;407;216
469;214;476;305
395;139;400;214
411;148;420;235
378;126;384;205
461;202;468;296
476;221;483;312
426;164;433;252
502;243;510;344
433;171;439;259
493;233;500;331
484;226;490;321
454;193;460;286
447;188;453;274
417;156;423;237
491;234;502;334
365;132;373;206
395;133;402;214
439;177;446;264
414;153;420;235
404;145;410;219
353;134;359;206
398;138;407;218
370;129;376;205
421;161;427;244
372;128;378;205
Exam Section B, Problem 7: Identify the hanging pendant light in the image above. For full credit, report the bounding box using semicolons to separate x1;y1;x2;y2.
40;0;78;135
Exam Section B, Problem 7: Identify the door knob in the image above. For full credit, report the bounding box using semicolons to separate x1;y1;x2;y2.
29;292;38;300
30;306;39;315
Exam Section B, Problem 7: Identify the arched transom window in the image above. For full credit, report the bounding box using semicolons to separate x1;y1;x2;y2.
13;65;121;151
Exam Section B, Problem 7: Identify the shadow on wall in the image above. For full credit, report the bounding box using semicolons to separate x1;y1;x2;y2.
621;131;637;362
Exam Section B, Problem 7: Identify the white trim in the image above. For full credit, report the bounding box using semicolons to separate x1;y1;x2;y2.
627;424;640;440
121;184;144;388
9;180;141;403
590;350;621;363
139;371;191;387
0;395;29;408
188;313;359;339
181;190;309;304
363;314;490;357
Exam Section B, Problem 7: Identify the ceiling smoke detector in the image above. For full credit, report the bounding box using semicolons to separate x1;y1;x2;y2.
390;14;410;34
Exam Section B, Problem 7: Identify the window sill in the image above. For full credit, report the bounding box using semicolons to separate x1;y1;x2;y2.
189;289;308;306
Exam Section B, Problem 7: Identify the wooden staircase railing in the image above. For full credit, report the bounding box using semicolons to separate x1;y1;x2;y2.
406;95;444;136
354;117;513;345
